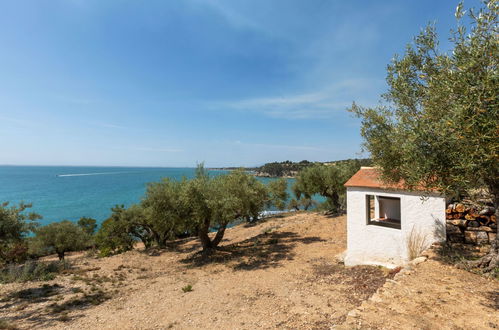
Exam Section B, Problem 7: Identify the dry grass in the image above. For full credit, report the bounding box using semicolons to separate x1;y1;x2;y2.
407;225;429;260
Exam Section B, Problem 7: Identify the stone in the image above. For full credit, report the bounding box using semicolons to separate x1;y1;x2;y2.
476;231;490;245
370;294;383;303
446;224;461;234
448;234;464;243
464;230;489;245
347;309;360;318
410;256;427;265
466;226;493;232
468;221;480;228
488;232;497;242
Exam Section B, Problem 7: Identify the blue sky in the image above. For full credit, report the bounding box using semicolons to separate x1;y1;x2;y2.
0;0;474;167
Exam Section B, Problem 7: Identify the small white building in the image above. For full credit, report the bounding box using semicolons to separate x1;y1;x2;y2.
344;167;446;268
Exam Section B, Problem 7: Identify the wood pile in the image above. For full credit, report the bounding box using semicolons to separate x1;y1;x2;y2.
445;202;497;245
445;203;496;226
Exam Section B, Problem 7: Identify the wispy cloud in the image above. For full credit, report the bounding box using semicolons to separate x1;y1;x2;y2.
232;140;326;152
218;78;382;119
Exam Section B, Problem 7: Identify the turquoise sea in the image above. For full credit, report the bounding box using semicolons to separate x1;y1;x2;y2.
0;166;294;226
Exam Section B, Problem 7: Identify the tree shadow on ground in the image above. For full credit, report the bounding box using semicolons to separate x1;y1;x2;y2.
180;231;325;271
481;290;498;311
0;282;110;328
432;242;486;266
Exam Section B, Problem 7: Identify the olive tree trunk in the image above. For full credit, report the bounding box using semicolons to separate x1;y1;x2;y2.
198;222;227;252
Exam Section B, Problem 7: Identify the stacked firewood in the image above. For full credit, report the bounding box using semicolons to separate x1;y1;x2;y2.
446;202;497;225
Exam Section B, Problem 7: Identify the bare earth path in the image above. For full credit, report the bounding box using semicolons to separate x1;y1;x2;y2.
1;212;497;329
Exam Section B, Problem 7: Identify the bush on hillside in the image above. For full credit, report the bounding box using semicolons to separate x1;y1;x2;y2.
0;202;40;265
0;259;71;284
30;221;90;260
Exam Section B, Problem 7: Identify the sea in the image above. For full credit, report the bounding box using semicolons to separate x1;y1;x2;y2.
0;166;295;226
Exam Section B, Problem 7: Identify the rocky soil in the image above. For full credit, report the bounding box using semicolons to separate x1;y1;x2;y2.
0;212;497;329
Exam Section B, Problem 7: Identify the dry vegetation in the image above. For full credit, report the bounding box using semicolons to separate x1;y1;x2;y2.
0;212;497;329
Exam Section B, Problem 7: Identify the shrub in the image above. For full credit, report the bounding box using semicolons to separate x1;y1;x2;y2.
0;260;71;284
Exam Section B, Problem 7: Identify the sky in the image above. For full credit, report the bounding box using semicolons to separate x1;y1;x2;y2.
0;0;476;167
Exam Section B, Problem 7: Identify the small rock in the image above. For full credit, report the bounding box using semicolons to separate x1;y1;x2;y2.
410;256;427;265
347;309;359;318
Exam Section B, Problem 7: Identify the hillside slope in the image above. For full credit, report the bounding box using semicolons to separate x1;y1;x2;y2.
1;213;497;329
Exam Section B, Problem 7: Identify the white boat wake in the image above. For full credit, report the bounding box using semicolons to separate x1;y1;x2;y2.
56;171;130;177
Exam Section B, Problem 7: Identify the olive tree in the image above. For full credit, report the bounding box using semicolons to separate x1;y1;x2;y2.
140;178;190;248
266;178;289;211
293;161;359;214
0;202;40;263
350;1;498;271
184;166;268;251
77;217;97;235
95;205;141;254
32;220;89;260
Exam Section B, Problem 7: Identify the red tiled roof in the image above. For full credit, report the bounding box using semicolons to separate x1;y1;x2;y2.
344;167;407;190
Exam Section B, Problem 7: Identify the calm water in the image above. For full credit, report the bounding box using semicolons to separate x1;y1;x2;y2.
0;166;294;226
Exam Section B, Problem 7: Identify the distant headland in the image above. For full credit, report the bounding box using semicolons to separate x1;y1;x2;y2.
209;158;372;178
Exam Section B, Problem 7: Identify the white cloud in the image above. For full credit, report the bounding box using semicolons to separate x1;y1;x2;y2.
218;78;382;119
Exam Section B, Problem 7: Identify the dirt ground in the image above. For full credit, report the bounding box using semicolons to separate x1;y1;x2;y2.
0;212;497;329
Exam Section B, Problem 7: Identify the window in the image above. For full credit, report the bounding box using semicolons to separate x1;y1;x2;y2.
366;195;401;229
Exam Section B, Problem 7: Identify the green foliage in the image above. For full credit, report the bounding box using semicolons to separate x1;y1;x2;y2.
0;260;70;284
349;1;498;199
181;284;193;292
293;160;362;213
255;159;370;177
31;220;90;260
266;178;289;210
184;166;269;250
77;217;97;235
95;206;136;255
94;165;288;254
0;202;41;264
140;178;190;248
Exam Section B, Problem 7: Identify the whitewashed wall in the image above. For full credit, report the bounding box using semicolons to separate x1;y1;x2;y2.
344;187;446;268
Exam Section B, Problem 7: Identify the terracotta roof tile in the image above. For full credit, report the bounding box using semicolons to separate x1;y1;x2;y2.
344;167;407;190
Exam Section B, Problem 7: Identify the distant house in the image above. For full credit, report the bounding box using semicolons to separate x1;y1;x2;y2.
343;167;446;268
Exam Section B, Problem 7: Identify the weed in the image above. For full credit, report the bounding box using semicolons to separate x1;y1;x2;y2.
181;284;193;293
